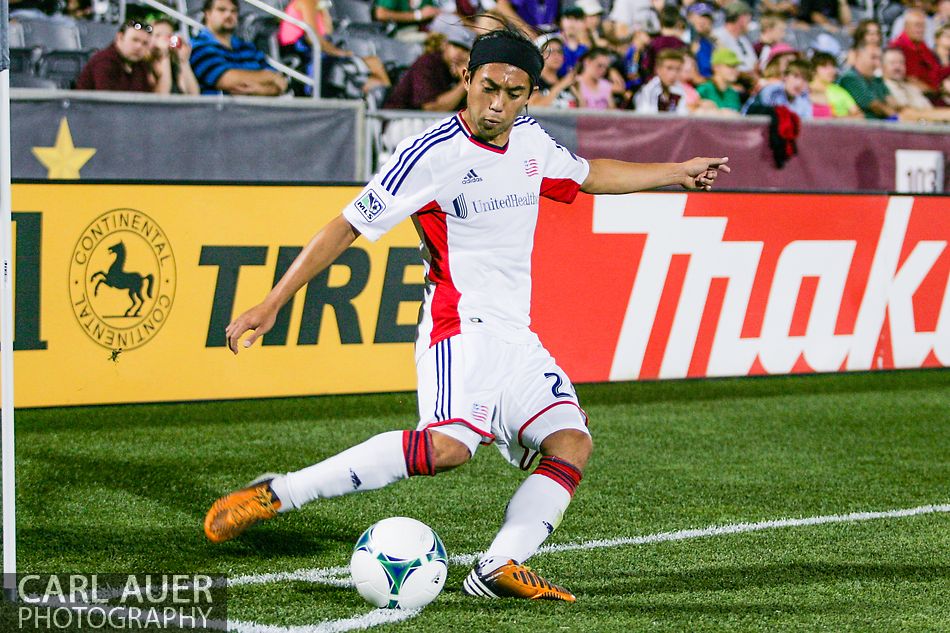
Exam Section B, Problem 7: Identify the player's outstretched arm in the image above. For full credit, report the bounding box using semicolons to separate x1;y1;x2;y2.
225;214;360;354
581;157;730;194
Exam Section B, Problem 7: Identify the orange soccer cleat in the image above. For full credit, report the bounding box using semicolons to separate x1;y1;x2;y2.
203;479;281;543
462;559;576;602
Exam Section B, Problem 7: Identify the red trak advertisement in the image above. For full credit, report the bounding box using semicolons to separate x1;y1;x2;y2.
532;192;949;381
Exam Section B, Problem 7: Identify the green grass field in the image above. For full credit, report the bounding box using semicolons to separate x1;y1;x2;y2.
11;369;950;631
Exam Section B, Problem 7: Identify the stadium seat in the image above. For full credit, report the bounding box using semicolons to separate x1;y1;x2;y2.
9;20;25;48
335;29;420;71
20;17;83;51
10;47;41;75
331;0;374;26
372;37;422;71
10;74;58;89
78;20;119;51
37;50;92;89
240;13;280;58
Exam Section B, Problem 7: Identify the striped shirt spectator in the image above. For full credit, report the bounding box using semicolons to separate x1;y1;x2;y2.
190;0;287;96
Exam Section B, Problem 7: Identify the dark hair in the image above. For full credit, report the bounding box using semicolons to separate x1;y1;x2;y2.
852;19;881;46
469;25;544;88
540;36;564;53
152;17;179;30
659;6;685;29
203;0;238;13
577;46;613;72
784;58;813;80
810;51;837;69
656;47;686;65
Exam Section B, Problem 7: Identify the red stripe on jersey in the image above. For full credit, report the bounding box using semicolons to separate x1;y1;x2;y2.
417;208;462;346
456;111;509;154
540;177;582;203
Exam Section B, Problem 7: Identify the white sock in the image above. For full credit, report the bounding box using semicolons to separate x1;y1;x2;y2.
480;473;572;569
269;430;409;512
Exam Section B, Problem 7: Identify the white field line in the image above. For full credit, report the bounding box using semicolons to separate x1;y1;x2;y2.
231;502;950;590
228;609;420;633
48;503;945;633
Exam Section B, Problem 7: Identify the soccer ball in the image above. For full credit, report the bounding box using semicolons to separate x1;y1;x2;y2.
350;516;448;610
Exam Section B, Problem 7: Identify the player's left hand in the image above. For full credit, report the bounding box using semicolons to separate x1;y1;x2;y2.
681;157;730;191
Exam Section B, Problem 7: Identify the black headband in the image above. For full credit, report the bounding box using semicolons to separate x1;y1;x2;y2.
468;35;544;87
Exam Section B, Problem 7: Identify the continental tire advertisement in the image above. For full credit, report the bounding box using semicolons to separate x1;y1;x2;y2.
8;184;950;407
12;184;424;407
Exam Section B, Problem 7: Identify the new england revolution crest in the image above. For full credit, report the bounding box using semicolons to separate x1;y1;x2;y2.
70;208;177;350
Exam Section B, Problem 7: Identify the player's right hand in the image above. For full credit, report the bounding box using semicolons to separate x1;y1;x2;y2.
225;303;278;355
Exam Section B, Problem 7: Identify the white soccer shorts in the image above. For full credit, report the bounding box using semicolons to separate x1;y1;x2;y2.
415;332;589;470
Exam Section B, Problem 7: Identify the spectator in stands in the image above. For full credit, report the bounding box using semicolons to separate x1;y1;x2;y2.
640;5;689;79
76;20;170;93
937;24;950;87
797;0;851;32
755;13;788;73
635;48;688;113
191;0;288;95
686;2;716;78
384;30;473;110
576;47;616;108
758;43;799;90
853;18;883;49
278;0;390;97
892;2;937;50
889;8;941;93
150;19;200;95
937;0;950;35
809;51;861;117
530;35;581;107
839;43;901;119
697;47;743;112
494;0;563;34
559;6;591;75
714;2;758;75
882;46;932;109
759;0;799;20
65;0;93;20
575;0;609;48
678;51;704;111
605;0;659;41
743;58;812;119
373;0;440;41
845;18;882;69
882;46;950;120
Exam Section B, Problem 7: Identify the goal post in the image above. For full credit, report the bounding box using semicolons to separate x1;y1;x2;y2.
0;0;17;599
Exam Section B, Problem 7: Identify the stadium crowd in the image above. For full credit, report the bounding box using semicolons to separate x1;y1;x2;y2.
9;0;950;121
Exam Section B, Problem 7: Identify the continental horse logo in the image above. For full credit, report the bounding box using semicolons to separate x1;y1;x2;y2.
90;242;154;317
70;208;177;350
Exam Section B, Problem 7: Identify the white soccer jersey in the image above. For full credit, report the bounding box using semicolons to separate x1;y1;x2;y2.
342;111;590;354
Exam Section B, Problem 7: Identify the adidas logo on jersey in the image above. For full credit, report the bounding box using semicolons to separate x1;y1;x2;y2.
461;169;483;184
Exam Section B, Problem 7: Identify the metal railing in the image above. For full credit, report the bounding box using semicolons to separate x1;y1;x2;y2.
122;0;321;98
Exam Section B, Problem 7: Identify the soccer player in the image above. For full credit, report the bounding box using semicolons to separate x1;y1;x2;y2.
205;26;729;602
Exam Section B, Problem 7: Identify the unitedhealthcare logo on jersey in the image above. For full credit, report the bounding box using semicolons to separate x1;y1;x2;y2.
471;192;540;214
450;191;540;219
354;189;386;222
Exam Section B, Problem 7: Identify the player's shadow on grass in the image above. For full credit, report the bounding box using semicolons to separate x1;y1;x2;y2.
589;562;950;595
